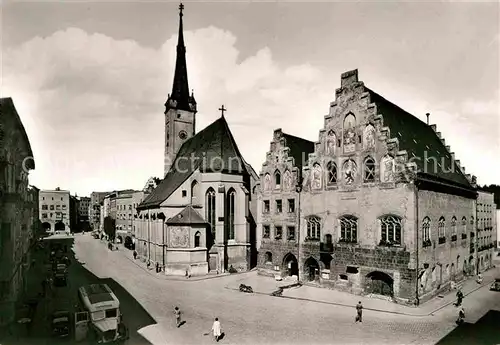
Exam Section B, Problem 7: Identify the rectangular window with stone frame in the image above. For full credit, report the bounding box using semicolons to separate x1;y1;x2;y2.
287;199;295;213
276;200;282;213
287;226;295;241
263;225;270;238
275;226;283;240
263;200;270;213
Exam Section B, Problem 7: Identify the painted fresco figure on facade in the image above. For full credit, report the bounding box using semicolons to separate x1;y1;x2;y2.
264;174;271;191
381;155;395;182
363;124;376;149
311;164;322;189
326;130;336;155
283;170;292;191
343;114;356;153
343;159;357;185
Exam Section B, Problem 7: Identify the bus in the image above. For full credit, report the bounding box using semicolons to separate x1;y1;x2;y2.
78;284;124;343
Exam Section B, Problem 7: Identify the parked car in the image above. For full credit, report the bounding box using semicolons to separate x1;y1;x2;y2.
490;278;500;291
51;310;70;337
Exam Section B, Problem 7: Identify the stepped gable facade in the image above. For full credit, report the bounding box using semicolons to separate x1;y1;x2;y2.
257;69;478;304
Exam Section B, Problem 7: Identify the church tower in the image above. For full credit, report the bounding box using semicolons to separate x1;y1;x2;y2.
164;2;197;177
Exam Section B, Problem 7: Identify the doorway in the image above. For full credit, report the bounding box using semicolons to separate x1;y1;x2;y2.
304;257;319;282
282;253;299;277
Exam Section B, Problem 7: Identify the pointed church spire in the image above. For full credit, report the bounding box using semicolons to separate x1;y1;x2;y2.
165;2;197;114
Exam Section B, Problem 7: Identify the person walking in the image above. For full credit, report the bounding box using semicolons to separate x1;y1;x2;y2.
133;250;137;260
355;301;363;322
212;317;222;342
456;289;464;306
456;305;465;324
174;306;182;328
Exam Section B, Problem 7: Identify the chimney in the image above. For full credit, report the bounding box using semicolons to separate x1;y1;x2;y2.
426;113;430;125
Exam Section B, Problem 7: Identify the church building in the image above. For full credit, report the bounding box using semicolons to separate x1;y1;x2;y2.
136;4;258;276
257;69;480;304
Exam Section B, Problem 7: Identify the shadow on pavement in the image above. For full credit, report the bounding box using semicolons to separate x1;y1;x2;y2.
1;235;155;345
436;310;500;345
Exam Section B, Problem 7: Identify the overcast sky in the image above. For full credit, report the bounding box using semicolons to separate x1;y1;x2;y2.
2;0;499;196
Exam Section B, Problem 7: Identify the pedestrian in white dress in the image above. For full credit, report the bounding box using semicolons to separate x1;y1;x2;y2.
212;317;221;342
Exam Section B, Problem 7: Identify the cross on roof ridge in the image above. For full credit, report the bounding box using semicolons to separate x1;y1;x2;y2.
219;104;227;117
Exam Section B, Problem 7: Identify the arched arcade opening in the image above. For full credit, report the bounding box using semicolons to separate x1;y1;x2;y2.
304;257;320;282
366;271;394;297
282;253;298;277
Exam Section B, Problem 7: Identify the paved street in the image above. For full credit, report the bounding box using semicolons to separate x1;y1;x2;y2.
74;234;500;345
1;235;154;345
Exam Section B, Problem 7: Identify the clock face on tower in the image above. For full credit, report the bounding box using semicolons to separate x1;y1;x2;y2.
178;130;187;140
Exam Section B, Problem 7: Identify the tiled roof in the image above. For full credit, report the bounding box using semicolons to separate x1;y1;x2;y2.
282;132;315;174
0;97;35;169
166;205;207;225
241;156;258;181
138;116;250;209
366;88;472;188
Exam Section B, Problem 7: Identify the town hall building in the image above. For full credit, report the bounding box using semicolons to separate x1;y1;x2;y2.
135;4;258;276
257;69;482;304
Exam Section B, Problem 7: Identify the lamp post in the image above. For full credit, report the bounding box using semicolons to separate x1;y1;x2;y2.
295;180;302;282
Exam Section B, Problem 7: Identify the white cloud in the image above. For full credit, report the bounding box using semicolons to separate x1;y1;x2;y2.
3;25;498;195
2;26;333;194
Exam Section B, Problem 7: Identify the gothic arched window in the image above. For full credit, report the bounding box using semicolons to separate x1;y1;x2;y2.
274;170;281;189
194;231;201;248
327;161;337;184
191;180;199;204
422;217;431;242
438;217;446;238
227;188;236;240
339;215;358;243
363;157;375;182
306;216;321;240
205;188;216;238
380;215;402;245
451;216;457;235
